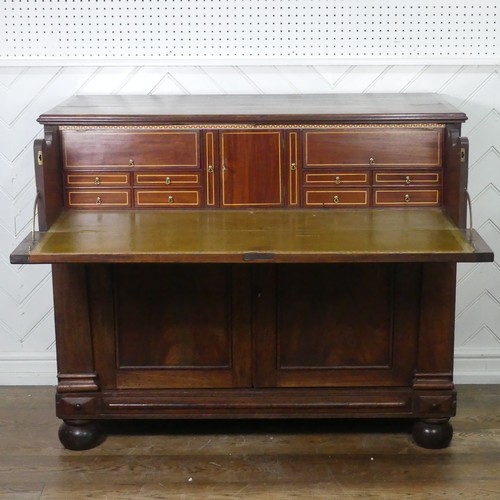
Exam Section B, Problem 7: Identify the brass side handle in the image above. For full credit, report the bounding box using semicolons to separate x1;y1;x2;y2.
335;176;341;184
96;196;102;205
165;176;171;185
405;176;412;185
94;176;100;185
404;194;411;203
168;195;174;204
333;195;340;204
37;150;43;166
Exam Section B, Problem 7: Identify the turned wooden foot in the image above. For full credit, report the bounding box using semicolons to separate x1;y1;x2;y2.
58;420;105;450
412;418;453;449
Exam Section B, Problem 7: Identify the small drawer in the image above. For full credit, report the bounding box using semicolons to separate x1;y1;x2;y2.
304;128;443;168
304;188;369;207
414;393;456;416
66;190;131;208
134;172;200;187
65;172;130;187
373;170;441;186
304;171;370;186
62;130;200;169
135;189;201;207
373;189;441;207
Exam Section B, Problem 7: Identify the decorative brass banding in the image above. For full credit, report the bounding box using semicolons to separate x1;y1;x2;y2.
60;123;446;131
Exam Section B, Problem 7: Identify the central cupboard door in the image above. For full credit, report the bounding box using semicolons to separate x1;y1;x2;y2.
220;130;284;207
253;263;421;388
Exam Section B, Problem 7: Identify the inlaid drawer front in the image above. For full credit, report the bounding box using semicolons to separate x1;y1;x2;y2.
65;172;130;187
304;172;370;186
374;189;441;207
374;171;441;186
66;190;131;208
62;130;200;169
134;172;200;187
135;189;201;207
304;128;443;168
304;189;369;207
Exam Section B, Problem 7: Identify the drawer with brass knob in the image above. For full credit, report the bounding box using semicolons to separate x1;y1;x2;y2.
134;172;200;187
303;188;370;207
373;188;441;207
134;189;201;208
64;172;131;187
373;170;441;186
65;190;131;208
303;127;443;168
303;171;370;186
62;129;200;169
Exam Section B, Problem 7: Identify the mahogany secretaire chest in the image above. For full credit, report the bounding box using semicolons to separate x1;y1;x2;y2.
11;94;493;450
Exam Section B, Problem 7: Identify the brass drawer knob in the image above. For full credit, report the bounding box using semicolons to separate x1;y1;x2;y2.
129;159;135;167
96;196;102;205
168;195;174;204
335;176;341;184
94;176;100;185
405;176;412;185
369;157;375;165
333;195;340;204
165;176;171;185
404;194;411;203
207;165;214;173
290;162;297;171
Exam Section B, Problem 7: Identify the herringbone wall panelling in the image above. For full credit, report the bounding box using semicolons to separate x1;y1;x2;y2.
0;65;499;383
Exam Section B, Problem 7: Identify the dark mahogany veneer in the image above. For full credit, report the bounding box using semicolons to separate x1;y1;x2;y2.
11;94;493;450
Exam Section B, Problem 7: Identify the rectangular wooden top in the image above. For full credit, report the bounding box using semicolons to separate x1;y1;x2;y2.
11;209;492;264
38;94;466;125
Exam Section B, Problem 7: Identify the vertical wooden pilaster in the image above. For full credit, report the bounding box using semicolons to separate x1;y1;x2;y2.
52;264;98;393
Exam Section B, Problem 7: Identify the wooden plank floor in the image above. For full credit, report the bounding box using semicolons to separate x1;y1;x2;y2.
0;386;499;499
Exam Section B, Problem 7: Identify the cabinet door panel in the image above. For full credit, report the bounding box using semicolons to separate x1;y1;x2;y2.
110;264;251;389
254;263;420;388
220;131;283;207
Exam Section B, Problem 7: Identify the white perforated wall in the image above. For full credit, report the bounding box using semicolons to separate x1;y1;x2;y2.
1;0;498;64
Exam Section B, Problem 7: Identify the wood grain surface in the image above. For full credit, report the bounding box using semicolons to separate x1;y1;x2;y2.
0;385;498;499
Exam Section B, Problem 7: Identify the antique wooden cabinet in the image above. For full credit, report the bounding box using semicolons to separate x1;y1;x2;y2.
11;94;493;450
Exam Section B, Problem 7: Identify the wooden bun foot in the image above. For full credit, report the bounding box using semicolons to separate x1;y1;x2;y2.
58;420;105;450
412;418;453;449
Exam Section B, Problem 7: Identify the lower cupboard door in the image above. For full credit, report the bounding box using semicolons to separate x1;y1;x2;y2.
253;263;420;388
89;264;252;389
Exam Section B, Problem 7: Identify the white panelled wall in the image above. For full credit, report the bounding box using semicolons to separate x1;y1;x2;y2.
0;64;499;384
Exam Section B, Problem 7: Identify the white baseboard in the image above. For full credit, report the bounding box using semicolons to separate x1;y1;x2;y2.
0;353;57;386
0;351;499;386
453;348;500;384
